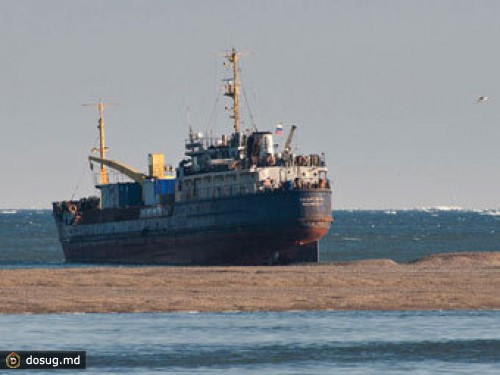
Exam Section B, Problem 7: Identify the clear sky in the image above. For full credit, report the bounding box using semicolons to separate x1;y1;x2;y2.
1;0;500;209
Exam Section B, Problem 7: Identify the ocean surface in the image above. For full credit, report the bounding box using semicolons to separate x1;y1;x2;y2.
1;208;500;266
1;311;499;374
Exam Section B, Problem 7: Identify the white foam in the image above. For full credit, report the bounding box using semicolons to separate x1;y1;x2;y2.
423;206;464;212
342;237;362;241
0;209;17;214
479;210;500;217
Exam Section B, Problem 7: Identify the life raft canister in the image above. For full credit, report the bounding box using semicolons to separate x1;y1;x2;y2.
68;204;77;214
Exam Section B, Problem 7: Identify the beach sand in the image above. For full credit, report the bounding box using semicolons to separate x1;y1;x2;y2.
1;252;499;314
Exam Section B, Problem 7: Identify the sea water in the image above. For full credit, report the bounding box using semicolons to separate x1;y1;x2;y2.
1;311;499;374
1;208;500;266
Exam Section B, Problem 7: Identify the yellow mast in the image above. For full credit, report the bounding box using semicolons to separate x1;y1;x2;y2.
83;99;115;184
224;48;241;134
97;101;107;184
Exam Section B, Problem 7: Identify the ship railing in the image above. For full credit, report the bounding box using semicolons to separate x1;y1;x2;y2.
52;196;100;225
259;178;330;192
92;171;135;186
184;137;219;149
257;153;327;168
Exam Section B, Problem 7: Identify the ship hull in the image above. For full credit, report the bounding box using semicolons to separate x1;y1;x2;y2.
55;189;332;265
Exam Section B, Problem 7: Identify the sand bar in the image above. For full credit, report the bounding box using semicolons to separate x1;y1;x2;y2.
1;252;499;314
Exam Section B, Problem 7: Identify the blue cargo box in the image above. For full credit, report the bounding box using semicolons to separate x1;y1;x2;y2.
118;182;143;207
155;179;176;195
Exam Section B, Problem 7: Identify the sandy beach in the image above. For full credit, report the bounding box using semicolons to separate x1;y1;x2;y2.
1;252;499;314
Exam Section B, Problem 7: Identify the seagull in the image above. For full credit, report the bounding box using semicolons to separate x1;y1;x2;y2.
476;96;489;103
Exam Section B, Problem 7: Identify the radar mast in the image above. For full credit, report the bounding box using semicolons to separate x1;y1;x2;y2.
223;48;242;134
83;99;116;184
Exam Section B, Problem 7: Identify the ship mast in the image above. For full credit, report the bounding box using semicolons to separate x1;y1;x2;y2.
224;48;241;134
83;99;115;185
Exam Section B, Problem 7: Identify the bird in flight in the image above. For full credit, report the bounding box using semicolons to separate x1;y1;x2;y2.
476;96;489;103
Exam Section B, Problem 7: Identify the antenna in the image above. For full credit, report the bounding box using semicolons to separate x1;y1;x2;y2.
82;99;117;184
220;48;253;134
186;105;194;133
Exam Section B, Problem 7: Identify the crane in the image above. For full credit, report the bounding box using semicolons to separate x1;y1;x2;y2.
283;125;297;154
88;156;147;187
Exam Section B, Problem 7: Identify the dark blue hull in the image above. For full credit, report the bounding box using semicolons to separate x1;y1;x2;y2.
55;189;332;265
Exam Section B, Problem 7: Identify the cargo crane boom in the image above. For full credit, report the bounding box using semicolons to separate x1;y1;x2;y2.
284;125;297;153
88;156;146;187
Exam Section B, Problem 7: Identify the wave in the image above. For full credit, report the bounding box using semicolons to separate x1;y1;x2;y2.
342;237;362;241
0;209;17;214
479;210;500;217
337;207;472;213
420;206;465;212
85;339;500;368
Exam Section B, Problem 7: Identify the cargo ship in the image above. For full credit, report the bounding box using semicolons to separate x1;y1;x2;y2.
52;49;332;265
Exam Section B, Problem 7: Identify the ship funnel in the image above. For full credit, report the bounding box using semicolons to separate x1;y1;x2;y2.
256;132;275;157
248;131;275;165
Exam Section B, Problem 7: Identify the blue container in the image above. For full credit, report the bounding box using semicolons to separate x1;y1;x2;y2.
118;182;142;207
128;183;142;206
101;184;120;208
155;179;176;195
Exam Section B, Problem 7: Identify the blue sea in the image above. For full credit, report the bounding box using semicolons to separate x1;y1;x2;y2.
1;209;500;373
1;311;499;374
1;208;500;266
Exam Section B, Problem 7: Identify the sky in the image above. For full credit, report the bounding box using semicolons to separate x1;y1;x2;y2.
1;0;500;209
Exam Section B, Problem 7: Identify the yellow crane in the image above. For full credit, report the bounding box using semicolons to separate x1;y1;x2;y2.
88;156;147;187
